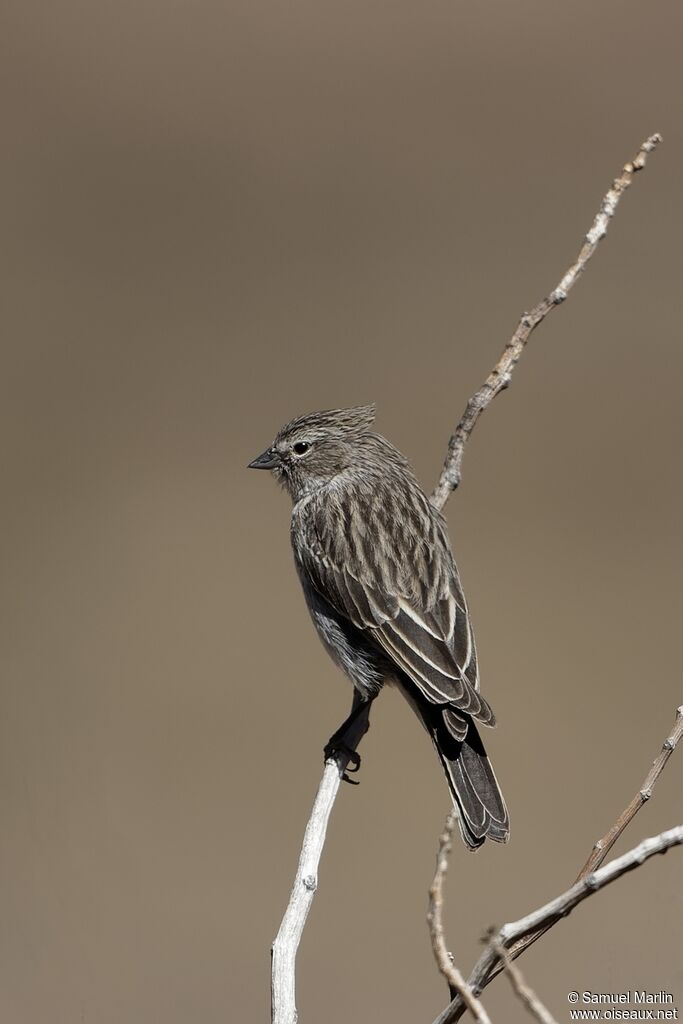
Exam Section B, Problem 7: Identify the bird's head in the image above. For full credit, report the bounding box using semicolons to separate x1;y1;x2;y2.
248;404;377;499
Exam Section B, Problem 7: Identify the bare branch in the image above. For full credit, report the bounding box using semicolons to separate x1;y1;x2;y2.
427;812;493;1024
490;936;558;1024
271;747;360;1024
433;827;683;1024
434;704;683;1024
499;705;683;978
577;705;683;878
478;827;683;1002
430;132;662;512
272;133;664;1024
428;133;667;1023
493;704;683;975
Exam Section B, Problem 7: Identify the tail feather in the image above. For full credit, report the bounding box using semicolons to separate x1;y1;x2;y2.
437;724;509;849
401;680;509;849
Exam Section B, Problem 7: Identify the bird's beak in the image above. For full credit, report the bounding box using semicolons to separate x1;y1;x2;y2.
247;447;281;470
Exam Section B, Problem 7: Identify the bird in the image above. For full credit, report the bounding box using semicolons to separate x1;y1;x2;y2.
248;404;509;849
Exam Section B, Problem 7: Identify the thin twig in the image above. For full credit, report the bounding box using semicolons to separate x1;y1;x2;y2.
577;705;683;878
472;827;683;1007
433;826;683;1024
433;707;683;1024
498;705;683;977
427;812;493;1024
430;132;662;513
490;704;683;984
490;936;558;1024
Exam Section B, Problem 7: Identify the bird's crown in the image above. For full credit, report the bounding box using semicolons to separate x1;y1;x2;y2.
275;404;376;443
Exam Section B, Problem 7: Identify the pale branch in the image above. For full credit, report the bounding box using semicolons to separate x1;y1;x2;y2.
484;704;683;986
495;705;683;980
432;826;683;1024
271;730;365;1024
432;705;683;1024
433;828;683;1024
428;812;493;1024
271;761;343;1024
272;132;663;1024
577;705;683;878
430;132;662;512
490;936;558;1024
498;827;683;940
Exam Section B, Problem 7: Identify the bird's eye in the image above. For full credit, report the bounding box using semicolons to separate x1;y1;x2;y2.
292;441;310;456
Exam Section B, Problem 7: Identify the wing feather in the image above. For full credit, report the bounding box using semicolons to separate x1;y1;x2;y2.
293;485;493;726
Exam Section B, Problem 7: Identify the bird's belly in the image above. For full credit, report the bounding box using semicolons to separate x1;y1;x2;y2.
302;580;387;700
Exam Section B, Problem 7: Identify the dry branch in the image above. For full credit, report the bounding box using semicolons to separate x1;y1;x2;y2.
428;826;683;1024
491;937;558;1024
271;743;364;1024
271;762;342;1024
578;705;683;878
430;132;662;512
271;132;662;1024
432;705;683;1024
495;826;683;940
428;812;493;1024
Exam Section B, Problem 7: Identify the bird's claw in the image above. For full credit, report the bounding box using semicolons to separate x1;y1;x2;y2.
324;740;362;784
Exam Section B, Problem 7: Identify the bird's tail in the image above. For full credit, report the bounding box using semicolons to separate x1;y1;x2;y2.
403;684;509;849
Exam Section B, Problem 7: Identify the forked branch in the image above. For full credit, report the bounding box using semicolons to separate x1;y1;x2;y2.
440;826;683;1024
432;705;682;1024
271;132;663;1024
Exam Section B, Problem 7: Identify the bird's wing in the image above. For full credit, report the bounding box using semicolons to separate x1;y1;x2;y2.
295;491;494;728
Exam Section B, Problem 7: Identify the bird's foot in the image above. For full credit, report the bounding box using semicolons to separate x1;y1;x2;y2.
323;739;362;784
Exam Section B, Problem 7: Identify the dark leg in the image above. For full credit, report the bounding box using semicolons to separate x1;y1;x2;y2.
324;691;374;784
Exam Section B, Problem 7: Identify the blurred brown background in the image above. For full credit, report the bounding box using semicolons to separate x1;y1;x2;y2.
1;2;682;1022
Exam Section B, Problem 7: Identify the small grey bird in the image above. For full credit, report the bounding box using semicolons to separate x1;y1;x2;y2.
248;405;509;848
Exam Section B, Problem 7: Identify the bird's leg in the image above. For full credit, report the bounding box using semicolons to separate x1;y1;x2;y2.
324;692;374;784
